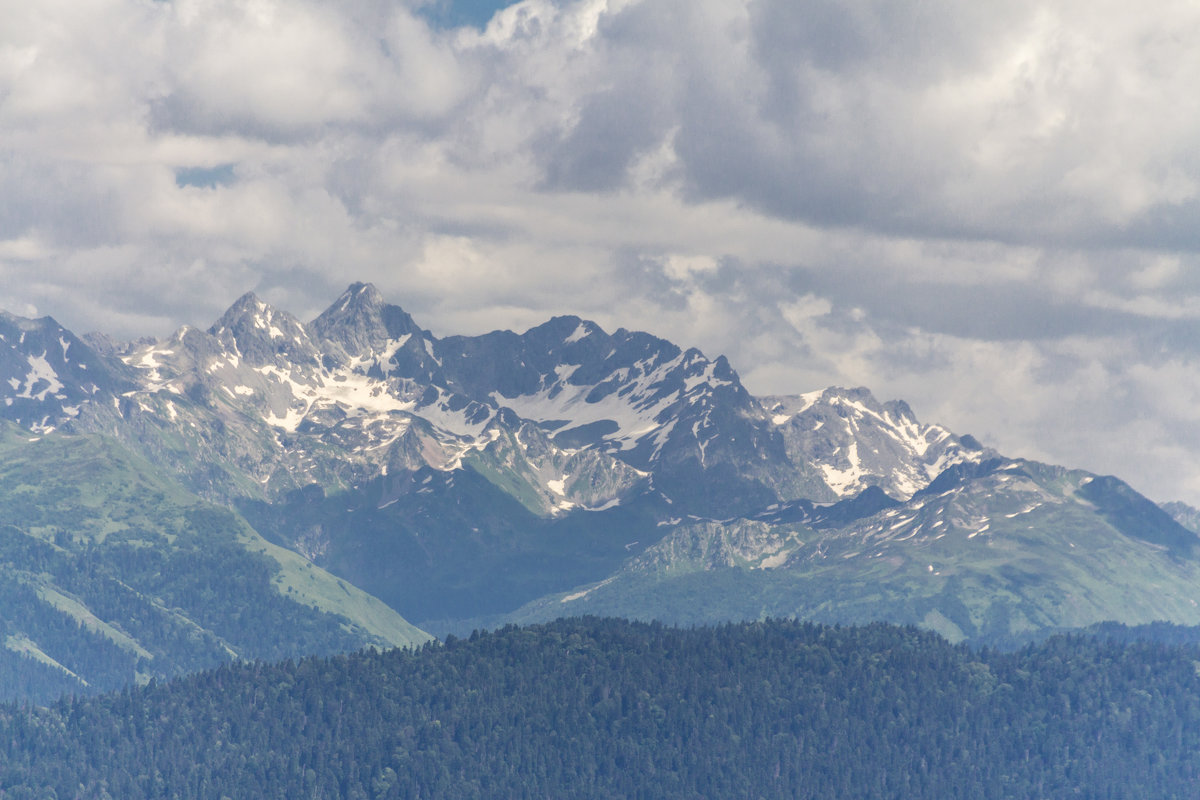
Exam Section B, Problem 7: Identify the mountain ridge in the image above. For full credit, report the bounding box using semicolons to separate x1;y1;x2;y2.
3;282;1198;676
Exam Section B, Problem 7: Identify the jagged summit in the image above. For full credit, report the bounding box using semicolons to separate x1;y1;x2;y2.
208;291;282;338
347;281;384;305
0;309;59;330
524;315;602;342
762;384;990;501
311;282;427;360
205;292;316;368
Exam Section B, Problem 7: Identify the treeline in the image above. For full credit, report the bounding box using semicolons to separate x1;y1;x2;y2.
2;617;1200;798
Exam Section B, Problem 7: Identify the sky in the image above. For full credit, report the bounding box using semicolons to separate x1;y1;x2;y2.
3;0;1200;504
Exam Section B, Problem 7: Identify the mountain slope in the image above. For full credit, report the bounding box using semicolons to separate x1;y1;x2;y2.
505;459;1200;642
0;422;429;703
3;283;1199;653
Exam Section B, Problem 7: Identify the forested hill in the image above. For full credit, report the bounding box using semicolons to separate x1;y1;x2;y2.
3;618;1200;799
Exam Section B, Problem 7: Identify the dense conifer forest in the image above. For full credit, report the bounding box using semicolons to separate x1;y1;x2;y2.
2;617;1200;798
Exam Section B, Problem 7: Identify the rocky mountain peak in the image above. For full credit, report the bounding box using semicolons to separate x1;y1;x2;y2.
0;311;133;431
348;281;384;305
310;283;425;360
210;291;266;331
527;315;602;347
204;292;315;367
759;385;992;501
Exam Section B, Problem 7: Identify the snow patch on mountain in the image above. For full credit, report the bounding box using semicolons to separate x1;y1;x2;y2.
489;374;677;451
487;348;735;462
820;441;864;495
375;336;411;377
564;322;591;344
15;354;64;401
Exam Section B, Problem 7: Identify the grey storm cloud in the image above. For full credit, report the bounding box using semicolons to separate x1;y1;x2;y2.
4;0;1200;504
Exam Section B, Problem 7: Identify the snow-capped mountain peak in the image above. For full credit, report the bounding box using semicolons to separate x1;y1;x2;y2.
764;386;988;501
2;285;987;516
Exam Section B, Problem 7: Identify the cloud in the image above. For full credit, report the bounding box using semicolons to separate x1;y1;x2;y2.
2;0;1200;505
153;0;476;136
499;0;1200;248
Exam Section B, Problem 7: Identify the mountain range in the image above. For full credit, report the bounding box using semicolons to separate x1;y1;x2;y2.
3;283;1200;698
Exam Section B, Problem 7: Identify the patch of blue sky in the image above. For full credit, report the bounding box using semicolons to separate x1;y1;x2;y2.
174;164;237;189
419;0;520;30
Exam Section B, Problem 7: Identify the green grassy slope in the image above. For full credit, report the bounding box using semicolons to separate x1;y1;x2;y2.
501;462;1200;644
0;422;429;703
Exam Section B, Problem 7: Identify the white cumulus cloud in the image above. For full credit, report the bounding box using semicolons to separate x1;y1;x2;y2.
3;0;1200;504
